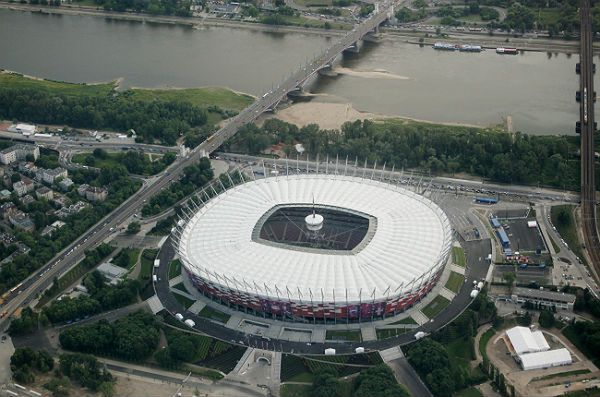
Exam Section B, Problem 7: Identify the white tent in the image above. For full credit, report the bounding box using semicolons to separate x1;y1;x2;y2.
519;348;572;371
506;326;550;355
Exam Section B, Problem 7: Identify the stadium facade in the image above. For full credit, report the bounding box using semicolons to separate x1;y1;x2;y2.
174;170;453;322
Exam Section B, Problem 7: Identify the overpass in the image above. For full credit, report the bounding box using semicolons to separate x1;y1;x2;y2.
577;0;600;283
0;1;397;328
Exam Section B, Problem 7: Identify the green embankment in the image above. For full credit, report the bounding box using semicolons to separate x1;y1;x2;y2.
452;246;467;267
445;271;465;293
1;72;253;111
0;72;114;97
422;295;451;319
128;86;253;111
551;205;585;265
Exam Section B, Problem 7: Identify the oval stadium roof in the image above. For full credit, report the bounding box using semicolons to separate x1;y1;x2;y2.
178;174;452;303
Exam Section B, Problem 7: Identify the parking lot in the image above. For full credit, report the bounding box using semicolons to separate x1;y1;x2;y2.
502;219;547;253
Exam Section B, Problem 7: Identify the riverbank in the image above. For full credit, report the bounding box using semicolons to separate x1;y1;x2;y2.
0;71;253;111
0;1;594;54
0;2;347;37
261;101;489;131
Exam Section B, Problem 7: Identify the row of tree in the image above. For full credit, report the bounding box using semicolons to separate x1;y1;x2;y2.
0;88;209;145
227;119;583;191
59;311;160;361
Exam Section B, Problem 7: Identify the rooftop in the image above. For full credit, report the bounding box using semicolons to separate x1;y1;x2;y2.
513;287;576;304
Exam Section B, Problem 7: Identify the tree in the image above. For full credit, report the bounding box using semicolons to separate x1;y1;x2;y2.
127;221;141;234
503;272;516;293
312;368;340;397
539;310;555;328
354;364;410;397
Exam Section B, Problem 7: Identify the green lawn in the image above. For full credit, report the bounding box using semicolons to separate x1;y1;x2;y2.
376;328;409;340
293;0;331;6
199;306;231;323
0;72;114;97
445;271;465;293
478;328;495;362
128;87;253;111
551;205;585;265
168;259;182;280
139;249;158;280
390;316;417;325
174;292;195;309
421;295;451;319
452;247;467;267
171;282;188;293
325;329;362;342
454;387;484;397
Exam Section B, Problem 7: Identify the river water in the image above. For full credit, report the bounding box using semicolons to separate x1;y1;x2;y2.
0;8;590;134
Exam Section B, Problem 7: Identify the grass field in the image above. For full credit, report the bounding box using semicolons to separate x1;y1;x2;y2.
376;328;409;340
325;329;362;342
174;293;195;309
452;247;467;267
0;72;114;97
293;0;331;6
199;306;231;323
422;295;451;319
390;316;417;325
169;259;182;280
551;205;585;265
445;271;465;293
172;282;188;293
128;87;253;111
478;328;495;362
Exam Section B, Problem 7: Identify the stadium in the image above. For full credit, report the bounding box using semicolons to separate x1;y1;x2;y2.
174;172;453;323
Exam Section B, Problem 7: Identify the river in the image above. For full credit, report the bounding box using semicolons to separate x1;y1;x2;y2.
0;8;591;135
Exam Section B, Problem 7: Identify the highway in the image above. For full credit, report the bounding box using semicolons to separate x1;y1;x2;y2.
578;0;600;284
0;0;397;329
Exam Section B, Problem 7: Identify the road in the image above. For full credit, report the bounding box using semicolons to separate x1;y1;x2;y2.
0;0;397;329
578;0;600;286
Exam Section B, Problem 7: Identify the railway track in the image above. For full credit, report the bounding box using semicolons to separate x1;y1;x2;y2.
578;0;600;282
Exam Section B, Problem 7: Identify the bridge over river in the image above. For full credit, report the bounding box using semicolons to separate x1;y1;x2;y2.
197;0;397;156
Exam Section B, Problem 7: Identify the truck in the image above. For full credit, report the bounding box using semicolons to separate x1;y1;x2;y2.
184;319;195;328
153;259;160;268
175;313;184;321
152;275;158;282
324;348;336;355
414;331;427;340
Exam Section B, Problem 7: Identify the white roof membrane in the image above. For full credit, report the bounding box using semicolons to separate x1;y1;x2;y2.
178;174;452;302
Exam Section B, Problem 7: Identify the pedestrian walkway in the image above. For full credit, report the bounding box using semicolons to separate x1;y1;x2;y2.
379;346;404;362
439;287;456;301
232;347;254;374
361;326;377;342
171;287;196;301
188;300;206;315
146;295;163;314
169;275;183;287
411;310;429;325
450;264;466;275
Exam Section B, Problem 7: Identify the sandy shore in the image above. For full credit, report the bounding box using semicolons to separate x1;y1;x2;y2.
261;102;391;130
263;101;487;130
